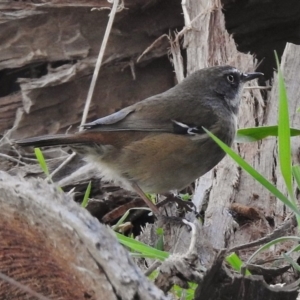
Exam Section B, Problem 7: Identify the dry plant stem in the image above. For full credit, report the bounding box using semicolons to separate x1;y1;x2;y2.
170;0;191;83
144;260;162;276
137;34;169;63
48;0;120;178
2;133;24;163
0;272;51;300
0;153;26;166
0;125;17;147
80;0;120;129
171;2;218;80
67;187;76;195
170;40;185;83
129;60;136;80
181;0;191;27
228;216;296;253
182;219;197;255
49;152;77;180
175;3;217;43
244;86;272;90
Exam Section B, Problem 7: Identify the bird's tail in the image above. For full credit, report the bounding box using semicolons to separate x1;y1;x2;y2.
15;134;84;148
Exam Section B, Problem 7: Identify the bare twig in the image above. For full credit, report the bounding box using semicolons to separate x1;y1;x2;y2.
46;0;121;178
20;155;69;162
49;152;77;180
80;0;120;129
175;3;218;43
91;0;125;12
0;153;26;166
0;124;17;147
170;37;185;83
244;86;272;90
171;1;218;81
144;260;162;276
137;34;169;63
182;219;197;255
0;272;51;300
228;216;297;253
129;60;136;80
181;0;191;28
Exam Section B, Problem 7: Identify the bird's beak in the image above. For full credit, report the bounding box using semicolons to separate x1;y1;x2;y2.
241;72;264;82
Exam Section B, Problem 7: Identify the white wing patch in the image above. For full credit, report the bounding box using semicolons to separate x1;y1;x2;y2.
172;120;200;135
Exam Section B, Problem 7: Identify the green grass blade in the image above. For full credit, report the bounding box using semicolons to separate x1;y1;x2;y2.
275;52;293;199
173;283;197;300
226;253;251;275
204;128;300;215
112;207;151;231
292;165;300;190
286;244;300;256
155;228;164;251
81;181;91;208
112;210;131;231
283;253;300;273
235;126;300;143
34;148;50;176
115;232;169;261
247;236;300;264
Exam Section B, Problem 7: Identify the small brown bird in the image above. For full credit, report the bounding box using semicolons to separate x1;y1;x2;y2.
16;66;263;214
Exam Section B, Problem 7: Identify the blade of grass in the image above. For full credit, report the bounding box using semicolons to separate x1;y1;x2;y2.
283;253;300;273
155;228;164;251
203;128;300;215
112;207;151;231
235;126;300;143
292;165;300;189
34;148;50;176
226;253;251;275
115;232;169;261
173;283;197;300
81;181;91;208
275;52;294;201
286;244;300;256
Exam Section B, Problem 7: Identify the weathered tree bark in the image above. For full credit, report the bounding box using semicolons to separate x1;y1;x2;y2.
184;1;300;299
0;1;182;138
0;171;171;300
1;0;300;299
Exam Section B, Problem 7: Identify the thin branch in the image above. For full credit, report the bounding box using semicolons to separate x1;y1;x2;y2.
170;37;185;83
49;152;77;180
182;219;197;255
175;3;217;43
244;86;272;90
181;0;191;27
144;260;162;276
0;153;26;166
80;0;120;129
0;272;51;300
228;216;296;253
47;0;121;178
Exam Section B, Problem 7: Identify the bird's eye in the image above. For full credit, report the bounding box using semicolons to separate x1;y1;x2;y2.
227;74;235;83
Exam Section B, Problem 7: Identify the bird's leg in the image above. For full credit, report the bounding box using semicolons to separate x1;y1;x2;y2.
130;182;160;215
157;192;198;214
131;184;193;226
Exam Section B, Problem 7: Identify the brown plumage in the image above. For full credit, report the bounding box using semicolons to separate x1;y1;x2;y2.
16;66;263;214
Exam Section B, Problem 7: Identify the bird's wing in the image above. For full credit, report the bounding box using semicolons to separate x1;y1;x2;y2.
83;92;219;134
83;106;135;129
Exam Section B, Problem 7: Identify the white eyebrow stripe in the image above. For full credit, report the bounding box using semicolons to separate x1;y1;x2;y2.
172;120;190;128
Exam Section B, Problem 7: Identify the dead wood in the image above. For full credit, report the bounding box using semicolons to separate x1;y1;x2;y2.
0;171;170;300
1;0;300;299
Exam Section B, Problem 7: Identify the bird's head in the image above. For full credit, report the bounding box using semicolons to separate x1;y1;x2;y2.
185;65;263;115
